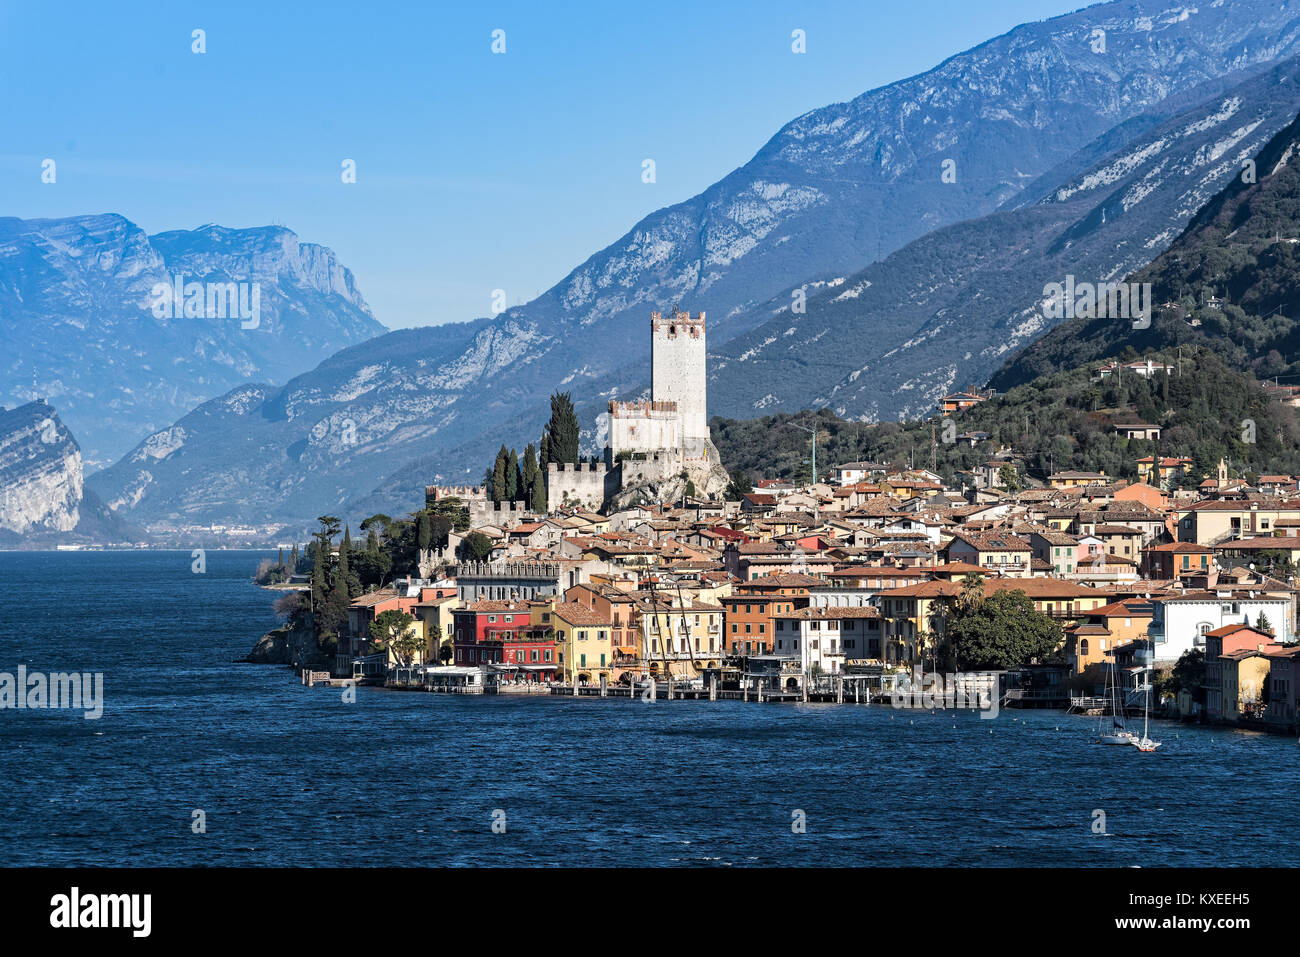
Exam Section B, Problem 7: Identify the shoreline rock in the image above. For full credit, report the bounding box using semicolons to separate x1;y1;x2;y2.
243;621;332;672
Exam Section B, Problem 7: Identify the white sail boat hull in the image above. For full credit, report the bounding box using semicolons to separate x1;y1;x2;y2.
1098;732;1138;745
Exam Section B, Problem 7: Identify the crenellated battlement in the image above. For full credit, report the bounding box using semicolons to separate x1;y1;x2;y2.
427;484;486;500
547;461;607;475
608;399;679;417
651;310;705;337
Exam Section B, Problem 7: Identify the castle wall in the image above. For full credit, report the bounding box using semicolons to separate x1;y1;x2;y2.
468;499;533;528
546;462;613;511
426;484;488;510
616;450;684;490
608;399;679;454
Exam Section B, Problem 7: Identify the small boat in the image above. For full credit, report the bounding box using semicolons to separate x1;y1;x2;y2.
1095;660;1136;744
1130;658;1161;752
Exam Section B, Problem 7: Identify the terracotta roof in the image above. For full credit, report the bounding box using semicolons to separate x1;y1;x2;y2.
774;606;882;621
348;589;403;608
461;600;532;613
550;602;614;627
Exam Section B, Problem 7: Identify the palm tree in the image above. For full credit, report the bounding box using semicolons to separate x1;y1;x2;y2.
957;572;984;613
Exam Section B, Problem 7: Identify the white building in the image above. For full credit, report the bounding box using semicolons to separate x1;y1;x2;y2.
771;607;884;673
1148;589;1292;662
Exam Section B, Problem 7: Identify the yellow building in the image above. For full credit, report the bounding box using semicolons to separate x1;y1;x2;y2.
412;591;461;665
537;601;617;684
633;594;725;679
1219;650;1274;722
1048;470;1108;488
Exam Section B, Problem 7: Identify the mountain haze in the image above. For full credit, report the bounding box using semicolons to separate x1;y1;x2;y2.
0;215;386;468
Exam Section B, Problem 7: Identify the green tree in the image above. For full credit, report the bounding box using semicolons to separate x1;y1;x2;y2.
507;447;520;500
532;466;548;513
310;516;341;625
957;572;984;613
997;463;1022;491
491;445;509;503
369;609;420;666
463;531;494;562
427;498;470;533
416;511;433;553
339;526;360;600
521;443;538;501
947;590;1062;671
1255;611;1273;635
1164;648;1206;705
544;391;580;464
428;513;453;552
723;472;754;501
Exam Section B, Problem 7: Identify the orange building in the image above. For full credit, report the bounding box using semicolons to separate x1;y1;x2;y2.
719;572;820;655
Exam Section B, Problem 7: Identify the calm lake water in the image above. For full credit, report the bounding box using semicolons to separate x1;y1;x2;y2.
1;549;1296;867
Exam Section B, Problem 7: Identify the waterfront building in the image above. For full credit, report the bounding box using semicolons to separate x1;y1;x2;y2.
1204;624;1285;722
451;600;559;682
534;601;615;684
1148;590;1292;663
771;607;884;672
719;572;820;656
633;592;724;679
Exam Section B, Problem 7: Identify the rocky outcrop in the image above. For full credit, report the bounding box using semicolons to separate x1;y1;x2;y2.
0;400;141;545
0;400;82;534
245;621;331;672
611;438;731;510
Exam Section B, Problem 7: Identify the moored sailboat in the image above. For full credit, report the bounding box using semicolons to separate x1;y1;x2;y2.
1095;657;1136;745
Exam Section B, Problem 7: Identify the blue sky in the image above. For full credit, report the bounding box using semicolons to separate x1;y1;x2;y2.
0;0;1087;330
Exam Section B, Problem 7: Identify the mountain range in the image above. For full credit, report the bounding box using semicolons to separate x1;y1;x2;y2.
990;101;1300;387
0;216;386;468
13;0;1300;536
710;57;1300;420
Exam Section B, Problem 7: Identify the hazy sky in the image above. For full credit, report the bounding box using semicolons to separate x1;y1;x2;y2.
0;0;1087;330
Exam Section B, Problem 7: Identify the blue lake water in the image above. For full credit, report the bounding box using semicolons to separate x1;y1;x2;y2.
1;549;1296;867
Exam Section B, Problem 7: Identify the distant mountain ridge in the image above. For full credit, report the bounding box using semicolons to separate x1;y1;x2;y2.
0;214;387;467
990;102;1300;387
84;0;1300;529
708;58;1300;421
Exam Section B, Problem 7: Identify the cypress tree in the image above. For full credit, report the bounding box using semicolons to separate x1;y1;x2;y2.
544;392;580;464
310;540;328;618
417;512;432;553
522;443;538;494
492;445;509;503
532;468;548;513
339;526;359;600
506;448;520;501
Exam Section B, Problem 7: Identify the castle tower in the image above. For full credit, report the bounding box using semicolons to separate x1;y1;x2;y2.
650;310;707;453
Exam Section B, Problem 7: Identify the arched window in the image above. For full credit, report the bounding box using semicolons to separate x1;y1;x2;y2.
1079;639;1090;657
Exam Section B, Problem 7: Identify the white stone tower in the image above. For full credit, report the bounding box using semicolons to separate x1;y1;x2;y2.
650;310;707;456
